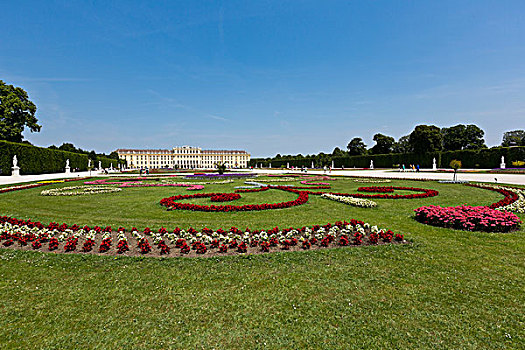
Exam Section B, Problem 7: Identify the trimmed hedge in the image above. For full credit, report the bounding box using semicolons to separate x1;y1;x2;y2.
0;140;123;175
250;146;525;169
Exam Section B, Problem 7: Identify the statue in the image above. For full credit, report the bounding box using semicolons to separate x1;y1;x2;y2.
370;160;374;169
98;161;102;169
11;155;20;176
432;158;437;170
66;159;69;167
88;159;91;168
500;156;506;169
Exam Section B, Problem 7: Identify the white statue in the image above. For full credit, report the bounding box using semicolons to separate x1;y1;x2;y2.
370;160;374;169
66;159;70;167
13;155;18;168
269;163;272;168
98;161;102;169
287;162;290;168
88;159;91;168
432;158;437;170
500;156;506;169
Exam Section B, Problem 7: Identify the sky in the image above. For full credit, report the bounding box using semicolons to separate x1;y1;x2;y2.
1;1;524;157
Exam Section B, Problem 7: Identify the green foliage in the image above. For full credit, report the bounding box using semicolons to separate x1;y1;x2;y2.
409;125;443;154
449;159;462;170
215;162;227;174
347;137;367;156
502;129;525;147
442;124;485;151
370;133;395;154
0;140;123;175
392;135;411;154
252;146;525;169
0;80;41;142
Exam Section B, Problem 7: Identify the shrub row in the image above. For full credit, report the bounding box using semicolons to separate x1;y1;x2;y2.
0;140;123;175
251;146;525;169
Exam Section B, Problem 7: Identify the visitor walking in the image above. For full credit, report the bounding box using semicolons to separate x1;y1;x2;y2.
416;164;420;172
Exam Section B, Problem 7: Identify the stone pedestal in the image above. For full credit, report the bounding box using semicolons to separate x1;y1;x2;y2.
11;166;20;177
65;166;71;174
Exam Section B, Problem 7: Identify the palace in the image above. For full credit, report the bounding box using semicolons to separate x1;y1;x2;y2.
117;146;251;169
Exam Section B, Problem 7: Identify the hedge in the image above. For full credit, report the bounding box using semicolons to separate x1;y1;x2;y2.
0;140;123;175
250;146;525;169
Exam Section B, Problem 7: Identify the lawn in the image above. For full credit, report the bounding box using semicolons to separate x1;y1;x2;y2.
0;175;523;349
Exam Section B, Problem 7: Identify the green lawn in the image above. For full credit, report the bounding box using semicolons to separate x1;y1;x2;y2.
0;176;523;349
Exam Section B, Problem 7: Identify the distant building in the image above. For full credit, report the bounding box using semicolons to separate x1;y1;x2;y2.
117;146;251;169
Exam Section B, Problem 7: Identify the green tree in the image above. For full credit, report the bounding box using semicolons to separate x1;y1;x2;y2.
442;124;485;150
0;80;41;142
392;135;411;153
370;133;395;154
58;142;79;153
347;137;367;156
331;147;345;157
450;159;462;182
409;125;443;154
502;130;525;147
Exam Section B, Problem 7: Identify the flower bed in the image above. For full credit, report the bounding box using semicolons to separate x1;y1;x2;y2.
353;178;392;183
160;186;309;212
321;193;377;208
414;205;520;232
85;178;204;190
0;216;405;257
210;193;241;202
357;186;395;193
465;184;519;209
331;187;439;199
41;186;122;196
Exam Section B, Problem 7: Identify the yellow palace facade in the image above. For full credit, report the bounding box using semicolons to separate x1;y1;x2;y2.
117;146;251;169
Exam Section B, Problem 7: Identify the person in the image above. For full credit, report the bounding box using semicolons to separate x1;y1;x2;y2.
342;165;344;170
104;168;108;175
402;164;406;172
139;167;143;176
416;164;420;172
329;166;332;174
323;166;327;173
146;167;150;175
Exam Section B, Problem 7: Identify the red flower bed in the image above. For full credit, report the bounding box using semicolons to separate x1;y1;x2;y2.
160;186;309;212
358;186;395;193
465;184;519;208
210;193;241;202
414;205;520;232
331;186;439;199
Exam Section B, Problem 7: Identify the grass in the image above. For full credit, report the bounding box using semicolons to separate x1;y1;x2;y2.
0;176;524;349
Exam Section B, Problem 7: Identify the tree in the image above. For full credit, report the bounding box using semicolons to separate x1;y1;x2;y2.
408;125;442;154
502;130;525;147
332;147;345;157
370;133;395;154
347;137;367;156
392;135;411;153
109;151;119;160
442;124;485;151
0;80;41;142
58;142;80;153
450;159;462;182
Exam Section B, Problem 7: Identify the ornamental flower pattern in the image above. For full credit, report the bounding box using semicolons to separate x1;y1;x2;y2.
0;216;404;257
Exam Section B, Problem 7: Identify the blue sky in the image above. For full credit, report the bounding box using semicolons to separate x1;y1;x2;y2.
1;1;524;157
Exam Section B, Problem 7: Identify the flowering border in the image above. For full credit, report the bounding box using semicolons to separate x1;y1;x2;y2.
0;216;405;257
